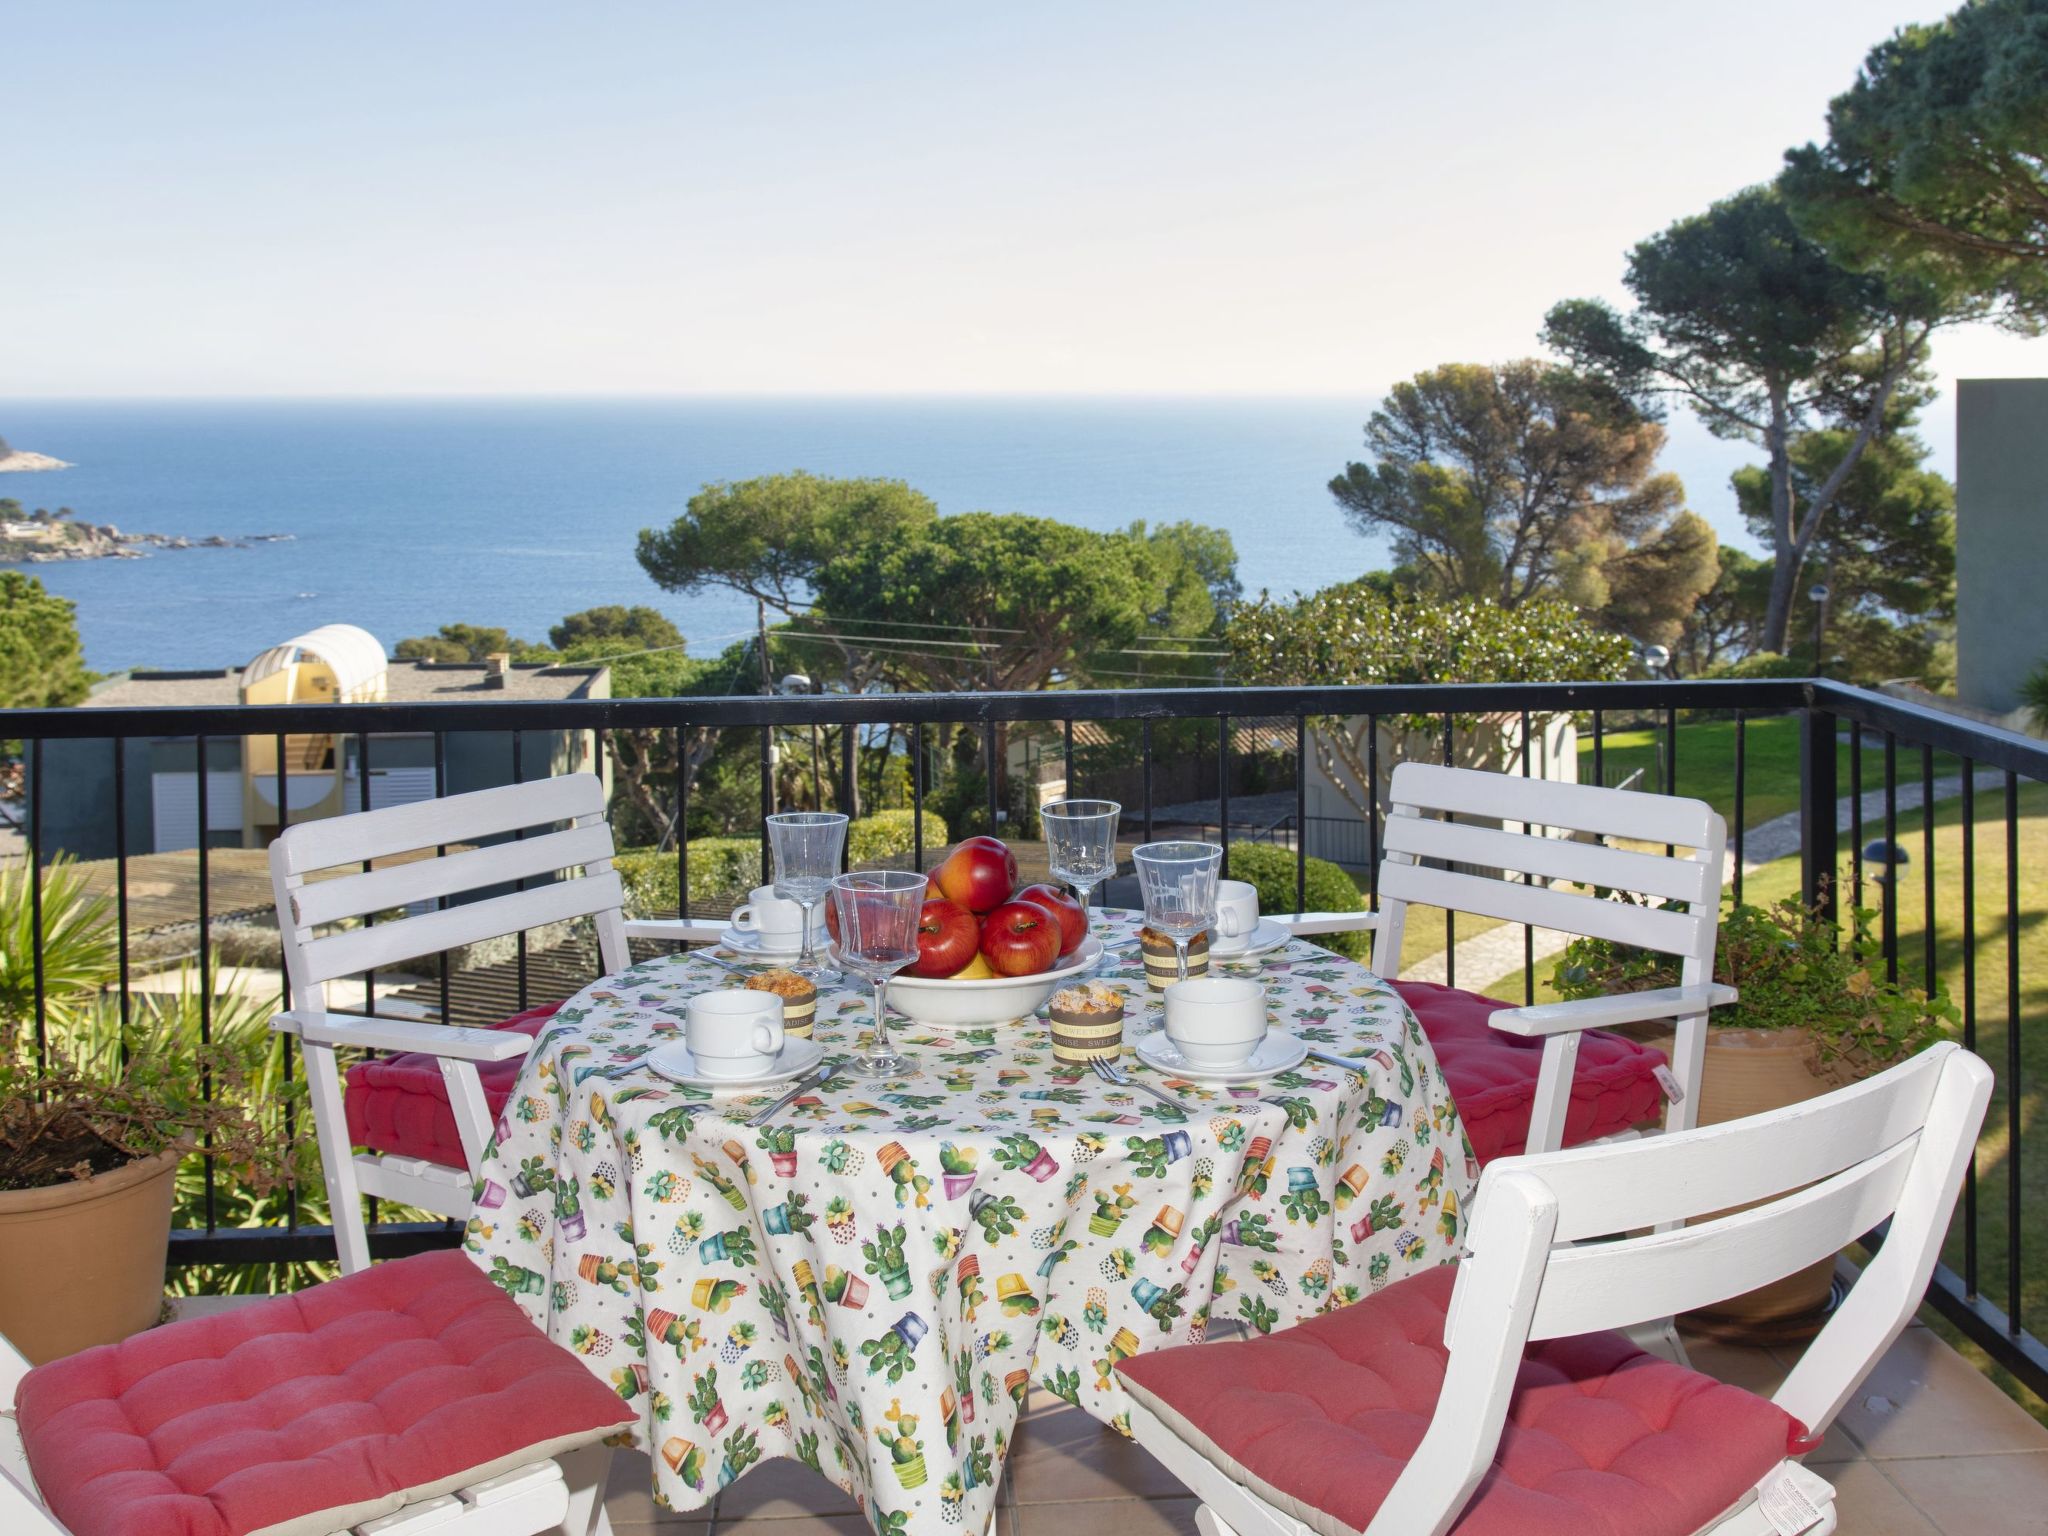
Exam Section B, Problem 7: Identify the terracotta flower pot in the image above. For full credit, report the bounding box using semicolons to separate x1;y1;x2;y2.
1609;1024;1854;1342
0;1147;182;1365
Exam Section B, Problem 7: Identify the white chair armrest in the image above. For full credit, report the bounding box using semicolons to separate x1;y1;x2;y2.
1488;982;1737;1038
622;918;729;944
1268;910;1380;936
270;1010;534;1062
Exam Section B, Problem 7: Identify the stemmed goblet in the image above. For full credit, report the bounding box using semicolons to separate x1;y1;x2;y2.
1132;840;1222;982
1040;798;1121;951
766;811;847;986
827;869;927;1078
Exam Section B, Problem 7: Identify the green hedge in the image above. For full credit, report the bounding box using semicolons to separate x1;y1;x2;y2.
615;839;760;916
847;808;948;864
615;810;948;916
1219;841;1369;961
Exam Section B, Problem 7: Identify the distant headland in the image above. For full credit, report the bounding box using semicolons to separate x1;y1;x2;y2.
0;432;73;473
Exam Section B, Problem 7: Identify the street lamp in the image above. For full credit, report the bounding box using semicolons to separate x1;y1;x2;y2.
1809;583;1830;677
1862;837;1910;887
1641;644;1671;676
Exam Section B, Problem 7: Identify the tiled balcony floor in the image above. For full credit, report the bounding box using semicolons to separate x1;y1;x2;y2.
602;1319;2048;1536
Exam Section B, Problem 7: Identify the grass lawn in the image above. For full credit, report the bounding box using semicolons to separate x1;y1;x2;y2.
1582;714;1964;836
1491;777;2048;1421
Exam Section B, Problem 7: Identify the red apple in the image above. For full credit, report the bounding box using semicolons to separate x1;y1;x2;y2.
979;899;1060;976
1014;883;1086;958
910;898;981;978
935;836;1019;914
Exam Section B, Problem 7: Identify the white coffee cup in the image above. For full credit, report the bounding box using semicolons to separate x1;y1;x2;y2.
1208;879;1262;954
1163;976;1267;1068
730;885;824;947
686;990;786;1078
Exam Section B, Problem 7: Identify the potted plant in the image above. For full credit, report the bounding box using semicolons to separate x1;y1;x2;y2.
1;889;295;1363
1552;890;1958;1337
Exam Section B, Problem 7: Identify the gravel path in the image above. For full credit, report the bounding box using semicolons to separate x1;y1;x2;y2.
1732;769;2006;871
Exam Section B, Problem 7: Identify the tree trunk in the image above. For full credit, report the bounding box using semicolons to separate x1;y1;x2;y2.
1760;384;1801;654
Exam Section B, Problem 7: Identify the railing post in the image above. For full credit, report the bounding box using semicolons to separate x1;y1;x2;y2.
1800;704;1838;924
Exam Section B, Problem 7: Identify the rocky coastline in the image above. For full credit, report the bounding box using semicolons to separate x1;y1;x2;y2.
0;511;293;564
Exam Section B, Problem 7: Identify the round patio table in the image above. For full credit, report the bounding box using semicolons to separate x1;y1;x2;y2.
466;909;1477;1534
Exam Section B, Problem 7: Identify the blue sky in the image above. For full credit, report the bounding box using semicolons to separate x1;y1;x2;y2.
5;0;2038;430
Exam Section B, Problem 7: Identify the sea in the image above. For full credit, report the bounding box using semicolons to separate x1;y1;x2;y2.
0;397;1767;675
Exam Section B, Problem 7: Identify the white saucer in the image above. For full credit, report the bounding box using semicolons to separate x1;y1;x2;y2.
1133;1029;1307;1083
1206;919;1291;963
645;1037;826;1089
716;925;823;961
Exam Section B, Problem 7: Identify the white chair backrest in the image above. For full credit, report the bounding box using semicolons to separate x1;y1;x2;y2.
1376;762;1726;980
270;774;630;1009
1374;1043;1991;1535
1407;1042;1992;1532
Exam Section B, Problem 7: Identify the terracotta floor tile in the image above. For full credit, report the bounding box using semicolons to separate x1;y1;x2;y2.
1876;1452;2048;1533
1008;1401;1190;1503
1014;1498;1202;1536
714;1516;875;1536
1834;1327;2048;1460
1680;1335;1789;1397
606;1449;715;1530
714;1454;862;1521
1818;1460;1942;1536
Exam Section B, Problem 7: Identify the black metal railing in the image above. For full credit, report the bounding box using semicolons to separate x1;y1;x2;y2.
2;676;2043;1401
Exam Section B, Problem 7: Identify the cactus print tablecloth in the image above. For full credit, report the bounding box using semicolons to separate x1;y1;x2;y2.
466;909;1477;1535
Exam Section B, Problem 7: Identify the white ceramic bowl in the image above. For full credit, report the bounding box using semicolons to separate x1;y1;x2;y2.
851;937;1105;1028
1163;976;1268;1066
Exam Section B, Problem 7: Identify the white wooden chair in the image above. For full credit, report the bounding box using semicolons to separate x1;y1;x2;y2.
271;773;720;1273
1265;762;1735;1156
1119;1041;1993;1536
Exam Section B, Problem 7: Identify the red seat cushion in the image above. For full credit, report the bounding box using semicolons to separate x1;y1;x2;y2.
13;1250;635;1536
1118;1264;1801;1536
343;1003;561;1168
1393;981;1666;1163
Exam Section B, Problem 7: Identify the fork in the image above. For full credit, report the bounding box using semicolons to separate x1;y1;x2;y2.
1090;1056;1189;1119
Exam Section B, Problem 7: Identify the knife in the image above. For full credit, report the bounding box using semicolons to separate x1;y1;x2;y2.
1303;1047;1369;1073
746;1061;839;1127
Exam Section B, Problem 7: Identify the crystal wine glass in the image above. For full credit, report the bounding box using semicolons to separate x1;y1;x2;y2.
828;868;927;1078
1041;798;1121;950
1132;841;1223;982
767;811;848;985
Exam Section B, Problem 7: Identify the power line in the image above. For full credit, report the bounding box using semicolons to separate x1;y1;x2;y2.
793;609;1230;645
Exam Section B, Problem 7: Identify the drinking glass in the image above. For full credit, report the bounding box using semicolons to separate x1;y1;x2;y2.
767;811;848;984
1132;841;1223;981
1041;798;1121;948
828;869;927;1078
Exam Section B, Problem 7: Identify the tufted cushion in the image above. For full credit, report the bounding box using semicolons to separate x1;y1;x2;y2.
1118;1263;1801;1536
1393;981;1665;1163
344;1003;561;1168
13;1250;635;1536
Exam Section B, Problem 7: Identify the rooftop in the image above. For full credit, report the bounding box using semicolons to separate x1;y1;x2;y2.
81;658;609;710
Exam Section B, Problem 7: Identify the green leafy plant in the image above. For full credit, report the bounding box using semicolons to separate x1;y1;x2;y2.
1552;893;1958;1072
0;855;119;1038
2020;654;2048;726
2;960;298;1197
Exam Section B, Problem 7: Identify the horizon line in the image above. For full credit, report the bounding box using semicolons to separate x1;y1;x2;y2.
0;389;1378;406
